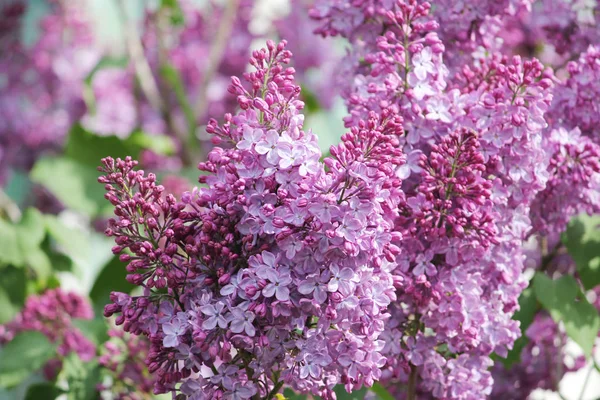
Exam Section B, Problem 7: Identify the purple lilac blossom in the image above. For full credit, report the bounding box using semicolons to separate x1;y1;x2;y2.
100;40;405;399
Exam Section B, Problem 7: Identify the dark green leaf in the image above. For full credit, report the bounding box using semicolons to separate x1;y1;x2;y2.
301;86;321;114
282;388;307;400
371;383;394;400
25;383;64;400
0;331;56;388
30;157;108;217
43;243;74;273
333;385;368;400
562;214;600;290
90;256;135;313
65;125;141;168
533;273;600;357
73;318;109;346
0;266;26;324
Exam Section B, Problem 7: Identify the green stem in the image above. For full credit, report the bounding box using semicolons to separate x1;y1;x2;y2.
407;364;418;400
265;381;284;400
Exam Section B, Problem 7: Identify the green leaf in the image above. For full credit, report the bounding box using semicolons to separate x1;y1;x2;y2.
0;331;56;388
16;209;51;278
90;256;135;313
42;242;74;273
0;209;52;277
282;388;307;400
30;157;108;217
499;288;539;368
159;64;197;142
371;383;394;400
160;0;185;25
301;86;321;114
16;208;45;250
65;124;141;168
333;385;368;400
73;318;109;346
22;249;52;280
25;383;64;400
44;215;89;260
562;214;600;290
61;354;101;400
533;273;600;357
0;266;26;324
129;131;176;156
0;219;22;266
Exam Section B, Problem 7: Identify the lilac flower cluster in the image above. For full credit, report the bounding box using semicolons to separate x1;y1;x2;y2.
0;288;95;379
530;127;600;236
548;46;600;138
100;40;407;399
309;1;558;397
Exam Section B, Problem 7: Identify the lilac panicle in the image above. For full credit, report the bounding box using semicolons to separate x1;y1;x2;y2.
0;289;95;379
100;40;406;399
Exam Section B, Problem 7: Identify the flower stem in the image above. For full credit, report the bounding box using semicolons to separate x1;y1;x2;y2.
195;0;240;120
407;364;418;400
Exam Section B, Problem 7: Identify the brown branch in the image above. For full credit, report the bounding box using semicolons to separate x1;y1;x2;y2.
194;0;240;121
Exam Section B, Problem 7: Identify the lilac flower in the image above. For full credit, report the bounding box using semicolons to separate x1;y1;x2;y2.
278;145;305;170
299;352;332;380
162;314;187;347
412;47;436;80
199;302;228;330
224;382;257;400
261;269;293;301
228;309;256;337
336;215;362;242
413;253;436;276
237;126;263;150
298;274;328;303
327;265;355;294
254;129;282;164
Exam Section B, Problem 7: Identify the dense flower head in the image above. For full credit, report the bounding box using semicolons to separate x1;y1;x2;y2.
530;127;600;236
309;1;561;398
100;40;406;399
0;288;95;378
548;45;600;138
